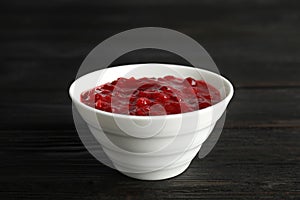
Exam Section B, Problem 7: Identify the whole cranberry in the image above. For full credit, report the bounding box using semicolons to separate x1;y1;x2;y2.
185;77;197;86
136;97;151;108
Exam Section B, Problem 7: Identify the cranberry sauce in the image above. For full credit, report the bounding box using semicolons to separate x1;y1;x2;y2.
80;76;221;116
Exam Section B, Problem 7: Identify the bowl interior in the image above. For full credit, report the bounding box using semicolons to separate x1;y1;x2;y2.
70;63;233;107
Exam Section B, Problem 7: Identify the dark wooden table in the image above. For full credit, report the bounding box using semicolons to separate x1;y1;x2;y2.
1;0;299;199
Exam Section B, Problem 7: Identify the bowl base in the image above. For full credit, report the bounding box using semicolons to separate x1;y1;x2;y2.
118;162;191;181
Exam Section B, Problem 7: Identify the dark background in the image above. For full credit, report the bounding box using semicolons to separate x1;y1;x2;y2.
1;0;299;199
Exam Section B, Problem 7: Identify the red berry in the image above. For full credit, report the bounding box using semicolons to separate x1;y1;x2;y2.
164;75;175;81
102;83;115;91
186;77;197;86
95;100;103;109
159;86;173;93
100;90;110;95
102;95;111;103
136;97;151;108
95;94;102;102
139;83;160;91
164;102;180;114
156;93;169;103
111;80;118;85
137;91;146;97
136;107;150;116
199;102;211;109
126;77;136;87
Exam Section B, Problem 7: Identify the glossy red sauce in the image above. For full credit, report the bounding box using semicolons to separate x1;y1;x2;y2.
80;76;221;116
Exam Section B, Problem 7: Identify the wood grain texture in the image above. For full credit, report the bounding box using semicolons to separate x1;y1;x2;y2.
0;0;299;199
0;128;299;200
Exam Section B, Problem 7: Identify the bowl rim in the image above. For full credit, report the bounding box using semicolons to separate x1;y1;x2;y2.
69;63;234;120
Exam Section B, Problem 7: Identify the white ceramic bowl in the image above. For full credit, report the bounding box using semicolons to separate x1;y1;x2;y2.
69;63;234;180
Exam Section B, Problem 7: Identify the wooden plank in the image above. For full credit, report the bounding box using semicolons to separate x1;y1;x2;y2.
1;56;300;90
1;1;300;89
0;128;298;199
